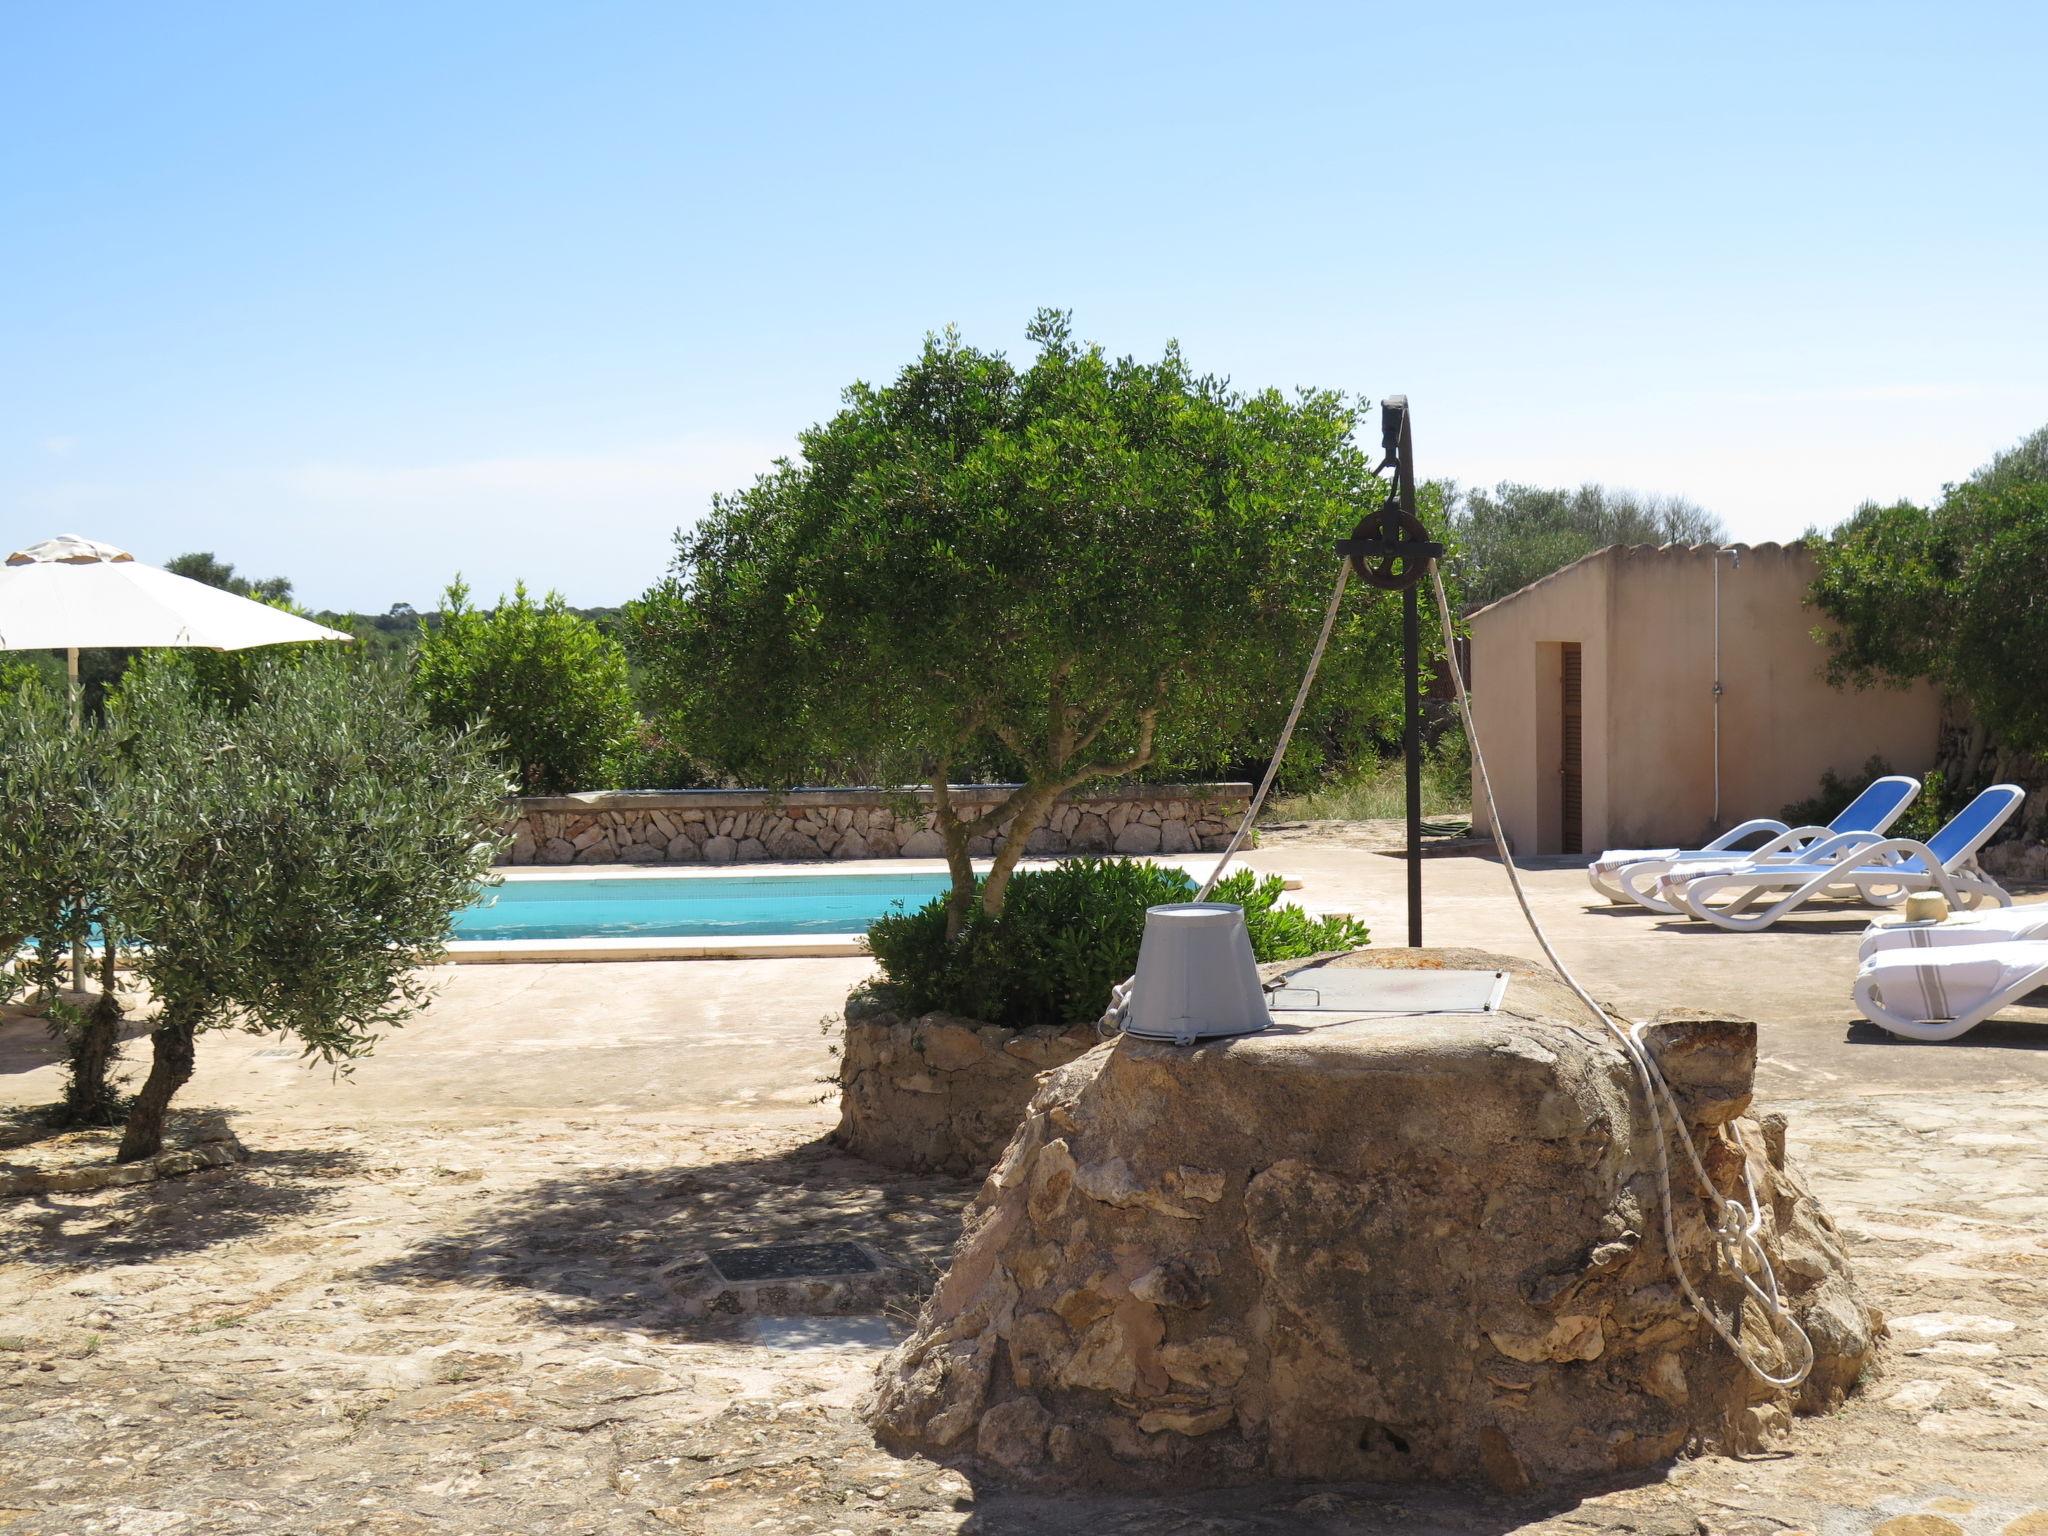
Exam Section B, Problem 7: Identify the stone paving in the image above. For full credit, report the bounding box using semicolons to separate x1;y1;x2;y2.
3;848;2047;1535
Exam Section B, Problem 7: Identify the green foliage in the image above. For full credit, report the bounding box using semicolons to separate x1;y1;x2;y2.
1808;428;2048;754
1448;482;1724;611
104;653;510;1156
0;685;127;1121
631;311;1438;922
0;654;56;705
412;578;639;793
116;596;331;716
165;550;292;604
1267;729;1472;824
1779;755;1946;846
0;685;107;990
865;857;1369;1030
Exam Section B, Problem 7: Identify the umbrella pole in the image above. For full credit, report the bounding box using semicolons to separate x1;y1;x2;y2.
67;646;89;992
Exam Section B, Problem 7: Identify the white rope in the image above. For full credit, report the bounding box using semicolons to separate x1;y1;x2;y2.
1423;561;1814;1391
1099;557;1353;1034
1089;548;1815;1392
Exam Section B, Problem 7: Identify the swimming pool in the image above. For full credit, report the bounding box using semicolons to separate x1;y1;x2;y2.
451;872;955;942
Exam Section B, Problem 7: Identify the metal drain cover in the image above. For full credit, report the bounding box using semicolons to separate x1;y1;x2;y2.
706;1241;879;1283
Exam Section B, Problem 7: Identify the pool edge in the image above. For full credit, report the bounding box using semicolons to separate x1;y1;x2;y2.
443;935;869;964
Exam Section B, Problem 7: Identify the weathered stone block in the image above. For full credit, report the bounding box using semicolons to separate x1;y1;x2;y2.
900;827;944;858
835;1009;1099;1176
866;948;1878;1492
1114;823;1163;855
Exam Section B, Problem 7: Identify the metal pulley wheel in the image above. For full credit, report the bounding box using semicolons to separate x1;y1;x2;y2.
1338;499;1440;591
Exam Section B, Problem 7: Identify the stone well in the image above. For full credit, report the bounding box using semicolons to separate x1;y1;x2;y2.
865;948;1880;1492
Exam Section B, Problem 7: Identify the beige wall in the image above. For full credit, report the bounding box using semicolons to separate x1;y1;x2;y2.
1469;543;1940;855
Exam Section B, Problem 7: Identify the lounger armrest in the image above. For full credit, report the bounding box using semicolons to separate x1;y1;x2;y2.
1836;835;1954;880
1705;817;1790;851
1788;829;1885;864
1745;823;1835;858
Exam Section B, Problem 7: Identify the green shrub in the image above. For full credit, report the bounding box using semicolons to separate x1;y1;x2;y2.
865;857;1369;1030
1780;756;1945;846
412;578;639;794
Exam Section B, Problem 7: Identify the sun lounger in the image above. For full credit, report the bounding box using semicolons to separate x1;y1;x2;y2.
1853;940;2048;1040
1588;775;1920;912
1859;901;2048;965
1657;784;2024;932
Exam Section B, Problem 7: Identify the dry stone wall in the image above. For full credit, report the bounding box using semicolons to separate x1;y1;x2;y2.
501;784;1251;867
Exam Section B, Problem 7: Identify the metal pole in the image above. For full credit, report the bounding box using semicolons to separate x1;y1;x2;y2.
1404;582;1423;947
67;646;88;990
1332;395;1440;950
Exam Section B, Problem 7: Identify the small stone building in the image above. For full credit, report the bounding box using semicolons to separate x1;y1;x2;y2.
1466;542;1941;856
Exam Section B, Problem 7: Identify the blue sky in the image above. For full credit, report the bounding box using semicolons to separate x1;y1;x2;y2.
4;3;2044;611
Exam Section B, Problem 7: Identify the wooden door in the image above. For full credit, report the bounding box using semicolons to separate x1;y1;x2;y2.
1560;643;1583;854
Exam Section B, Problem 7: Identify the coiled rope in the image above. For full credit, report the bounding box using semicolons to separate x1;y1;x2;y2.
1100;552;1815;1392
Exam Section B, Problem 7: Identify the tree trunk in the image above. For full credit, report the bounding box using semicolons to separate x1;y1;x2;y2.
60;989;124;1127
978;783;1062;919
940;829;978;941
117;1012;198;1163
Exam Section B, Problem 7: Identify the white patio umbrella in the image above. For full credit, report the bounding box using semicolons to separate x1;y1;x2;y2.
0;533;351;725
0;533;351;989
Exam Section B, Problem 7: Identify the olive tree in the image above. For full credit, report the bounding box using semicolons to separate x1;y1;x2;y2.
631;312;1413;934
1447;481;1725;611
106;653;509;1162
0;684;125;1124
412;578;639;793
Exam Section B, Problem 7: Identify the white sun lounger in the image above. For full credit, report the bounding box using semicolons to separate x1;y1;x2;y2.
1854;941;2048;1041
1859;901;2048;965
1658;784;2024;932
1588;775;1919;912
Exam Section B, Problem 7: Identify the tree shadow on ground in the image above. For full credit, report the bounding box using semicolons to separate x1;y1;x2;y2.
364;1133;982;1333
0;1122;359;1271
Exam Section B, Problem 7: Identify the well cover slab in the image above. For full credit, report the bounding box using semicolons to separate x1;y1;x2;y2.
1265;968;1508;1016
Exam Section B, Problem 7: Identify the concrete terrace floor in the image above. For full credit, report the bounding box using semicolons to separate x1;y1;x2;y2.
2;839;2047;1536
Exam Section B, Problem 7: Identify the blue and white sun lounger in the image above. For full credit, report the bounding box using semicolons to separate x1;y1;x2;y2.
1659;784;2024;932
1588;775;1920;913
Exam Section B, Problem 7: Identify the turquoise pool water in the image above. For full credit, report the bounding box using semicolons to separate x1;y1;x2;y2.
451;872;955;942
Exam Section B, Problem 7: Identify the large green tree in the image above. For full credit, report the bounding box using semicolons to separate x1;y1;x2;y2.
631;312;1426;932
1808;430;2048;755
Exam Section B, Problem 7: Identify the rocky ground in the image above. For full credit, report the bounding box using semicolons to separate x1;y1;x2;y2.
4;853;2047;1535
